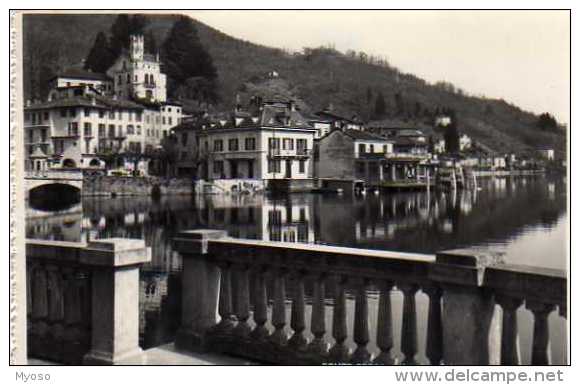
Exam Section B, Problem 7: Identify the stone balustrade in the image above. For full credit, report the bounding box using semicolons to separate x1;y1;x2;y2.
26;238;151;364
173;230;567;365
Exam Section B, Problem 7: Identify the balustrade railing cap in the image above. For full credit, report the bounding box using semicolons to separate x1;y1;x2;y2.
431;248;504;287
80;238;151;267
177;230;228;240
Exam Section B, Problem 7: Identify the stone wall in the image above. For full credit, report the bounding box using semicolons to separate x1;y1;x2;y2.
83;176;193;197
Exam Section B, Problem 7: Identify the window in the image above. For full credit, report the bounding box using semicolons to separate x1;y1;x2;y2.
358;143;366;153
118;125;123;137
43;112;49;121
128;111;133;122
108;125;115;138
283;138;294;150
69;122;78;136
162;116;166;125
213;161;224;176
228;138;239;151
99;110;105;118
136;112;142;122
268;160;281;173
84;122;92;137
109;110;115;119
213;139;223;152
117;75;122;85
126;74;131;84
299;159;306;173
98;124;106;137
268;137;280;149
84;108;90;117
168;108;172;112
145;115;150;123
127;125;134;135
169;117;172;125
245;137;256;151
369;144;375;153
136;126;141;135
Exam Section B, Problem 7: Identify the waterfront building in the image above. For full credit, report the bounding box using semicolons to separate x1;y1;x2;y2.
316;128;393;183
392;129;430;155
538;147;555;161
23;34;183;174
194;100;317;192
459;133;472;151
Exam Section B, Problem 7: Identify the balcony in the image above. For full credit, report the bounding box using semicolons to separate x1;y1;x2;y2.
268;148;311;158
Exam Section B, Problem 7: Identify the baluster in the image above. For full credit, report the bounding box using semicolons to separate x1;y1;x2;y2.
288;271;307;350
215;262;235;332
26;264;32;317
496;295;523;365
526;301;555;365
424;286;443;365
373;280;395;365
47;265;65;322
308;272;328;355
351;278;371;364
31;266;48;321
559;303;567;319
270;269;288;345
250;267;269;341
233;264;251;338
399;283;419;365
329;275;350;362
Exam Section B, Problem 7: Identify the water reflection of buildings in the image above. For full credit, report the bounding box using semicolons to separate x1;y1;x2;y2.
194;194;315;243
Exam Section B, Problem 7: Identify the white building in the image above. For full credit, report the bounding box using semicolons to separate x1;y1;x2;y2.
24;34;183;174
459;134;472;151
107;35;167;103
538;148;555;161
197;101;316;188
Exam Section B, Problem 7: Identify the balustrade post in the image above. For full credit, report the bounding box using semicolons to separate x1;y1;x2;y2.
424;285;443;365
329;275;350;362
399;283;419;365
373;280;395;365
495;295;523;365
270;268;288;346
526;301;555;365
288;270;307;350
233;263;251;338
81;238;151;365
173;230;227;353
250;266;269;341
351;278;371;364
308;273;328;355
215;262;235;332
430;249;501;365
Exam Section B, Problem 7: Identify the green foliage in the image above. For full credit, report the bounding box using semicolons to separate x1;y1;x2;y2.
373;91;387;119
444;110;460;153
84;32;115;73
161;16;218;103
537;112;559;132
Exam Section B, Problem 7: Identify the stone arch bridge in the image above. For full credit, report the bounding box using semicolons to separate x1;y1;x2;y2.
25;169;83;201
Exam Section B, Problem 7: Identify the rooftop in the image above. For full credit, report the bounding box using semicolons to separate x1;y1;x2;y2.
50;67;112;82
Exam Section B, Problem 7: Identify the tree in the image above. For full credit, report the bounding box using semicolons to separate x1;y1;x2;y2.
444;110;460;153
84;32;115;73
394;92;405;116
162;16;218;102
109;14;150;59
144;30;158;54
373;91;387;120
537;113;559;132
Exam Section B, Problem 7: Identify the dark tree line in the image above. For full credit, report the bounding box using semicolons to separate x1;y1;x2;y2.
536;112;559;132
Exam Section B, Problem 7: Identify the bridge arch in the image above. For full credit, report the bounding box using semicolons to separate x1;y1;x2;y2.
62;158;77;168
28;183;81;211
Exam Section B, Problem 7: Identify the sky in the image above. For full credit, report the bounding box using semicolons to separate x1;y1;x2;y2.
187;10;570;124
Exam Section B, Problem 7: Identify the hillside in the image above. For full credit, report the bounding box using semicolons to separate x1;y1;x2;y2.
22;13;566;156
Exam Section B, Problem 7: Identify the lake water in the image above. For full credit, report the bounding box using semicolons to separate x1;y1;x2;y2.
26;174;568;364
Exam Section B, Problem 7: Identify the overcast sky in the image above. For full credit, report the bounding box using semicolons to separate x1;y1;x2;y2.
187;10;569;124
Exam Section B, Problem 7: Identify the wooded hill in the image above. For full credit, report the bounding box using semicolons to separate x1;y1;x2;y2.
22;13;566;156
